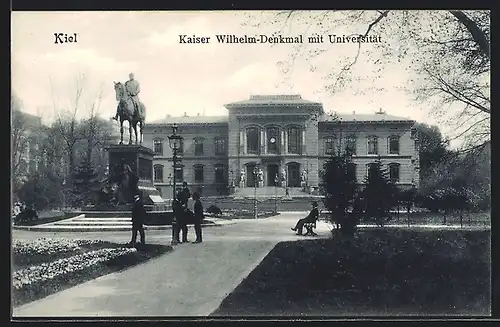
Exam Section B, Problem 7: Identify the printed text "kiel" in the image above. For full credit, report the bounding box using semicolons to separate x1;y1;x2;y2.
54;33;78;44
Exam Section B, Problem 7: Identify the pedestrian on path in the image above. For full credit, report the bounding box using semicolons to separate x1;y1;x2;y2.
192;192;203;243
172;199;189;243
291;201;319;235
129;194;146;246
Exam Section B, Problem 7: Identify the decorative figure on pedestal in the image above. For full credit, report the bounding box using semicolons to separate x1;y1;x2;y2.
301;170;307;190
239;169;246;188
281;168;287;187
258;168;264;188
112;73;147;145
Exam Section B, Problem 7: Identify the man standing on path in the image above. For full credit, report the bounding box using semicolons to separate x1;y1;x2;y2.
129;194;146;246
192;192;203;243
179;181;191;208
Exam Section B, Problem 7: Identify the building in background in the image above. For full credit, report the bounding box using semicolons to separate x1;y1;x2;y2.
143;95;419;198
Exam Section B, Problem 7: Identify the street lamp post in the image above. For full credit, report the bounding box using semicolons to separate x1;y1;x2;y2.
168;123;183;245
253;165;259;219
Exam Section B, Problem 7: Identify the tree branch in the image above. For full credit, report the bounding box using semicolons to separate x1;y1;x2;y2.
449;10;490;59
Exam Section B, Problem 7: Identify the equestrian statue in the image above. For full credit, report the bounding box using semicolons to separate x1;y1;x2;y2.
112;73;146;145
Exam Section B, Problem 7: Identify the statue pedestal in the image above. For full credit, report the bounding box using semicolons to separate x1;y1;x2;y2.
105;144;162;207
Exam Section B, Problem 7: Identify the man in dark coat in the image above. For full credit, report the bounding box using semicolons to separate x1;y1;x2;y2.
172;199;188;243
130;194;146;246
192;192;203;243
179;182;191;208
291;201;319;235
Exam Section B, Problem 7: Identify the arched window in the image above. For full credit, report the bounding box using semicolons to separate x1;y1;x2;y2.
388;135;400;155
153;164;164;183
153;139;164;156
324;136;336;155
367;136;378;155
214;164;225;183
266;126;279;154
345;134;357;155
194;164;204;182
389;163;400;182
246;127;260;154
194;137;204;156
287;126;301;154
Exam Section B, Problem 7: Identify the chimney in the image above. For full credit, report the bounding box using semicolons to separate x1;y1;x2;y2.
197;113;200;116
184;112;188;117
352;111;356;115
376;108;385;115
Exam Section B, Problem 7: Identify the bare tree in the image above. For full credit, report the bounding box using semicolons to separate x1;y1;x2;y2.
11;95;28;190
257;10;490;152
50;73;87;177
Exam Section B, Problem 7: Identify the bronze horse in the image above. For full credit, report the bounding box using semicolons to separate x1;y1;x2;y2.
113;81;146;145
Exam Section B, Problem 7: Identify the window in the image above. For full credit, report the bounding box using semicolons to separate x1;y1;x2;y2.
194;138;204;156
215;164;225;183
174;165;183;181
388;135;400;154
287;126;301;154
246;127;260;154
367;136;378;155
389;163;400;183
347;163;357;182
154;164;164;183
345;134;357;155
266;127;279;154
153;139;163;156
194;165;204;182
214;138;227;155
366;162;377;179
324;136;336;155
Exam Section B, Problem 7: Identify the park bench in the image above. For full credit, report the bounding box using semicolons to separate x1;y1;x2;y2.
303;221;317;236
302;209;322;236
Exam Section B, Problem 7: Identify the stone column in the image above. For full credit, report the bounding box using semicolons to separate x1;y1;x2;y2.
243;129;247;154
284;128;288;154
281;128;285;154
240;130;244;154
263;128;267;154
260;128;265;154
302;128;306;155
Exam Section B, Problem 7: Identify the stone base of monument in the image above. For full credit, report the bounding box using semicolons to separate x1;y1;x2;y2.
104;144;168;208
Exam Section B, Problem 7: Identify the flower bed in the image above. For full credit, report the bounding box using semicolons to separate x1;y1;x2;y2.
12;238;172;307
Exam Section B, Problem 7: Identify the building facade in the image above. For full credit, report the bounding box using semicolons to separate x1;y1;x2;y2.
143;95;420;198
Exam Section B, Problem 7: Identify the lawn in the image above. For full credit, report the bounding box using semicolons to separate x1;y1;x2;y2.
12;238;172;307
212;229;491;317
13;213;79;226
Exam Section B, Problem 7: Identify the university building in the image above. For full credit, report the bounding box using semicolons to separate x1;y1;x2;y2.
142;95;420;198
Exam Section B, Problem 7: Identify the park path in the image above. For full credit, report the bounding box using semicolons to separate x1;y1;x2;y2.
13;213;327;317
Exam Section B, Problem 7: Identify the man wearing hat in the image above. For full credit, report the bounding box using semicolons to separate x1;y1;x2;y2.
129;194;146;246
291;201;319;235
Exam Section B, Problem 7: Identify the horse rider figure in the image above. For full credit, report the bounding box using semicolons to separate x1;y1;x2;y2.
113;72;141;121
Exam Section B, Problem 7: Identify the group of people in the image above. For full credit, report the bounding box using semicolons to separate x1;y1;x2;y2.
128;181;204;247
172;182;203;244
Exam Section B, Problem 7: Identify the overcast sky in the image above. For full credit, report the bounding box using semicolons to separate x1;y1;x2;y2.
12;11;438;129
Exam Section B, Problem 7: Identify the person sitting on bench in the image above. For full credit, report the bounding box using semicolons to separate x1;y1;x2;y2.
291;201;319;235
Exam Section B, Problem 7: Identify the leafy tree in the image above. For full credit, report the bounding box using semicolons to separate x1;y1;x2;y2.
360;159;399;227
320;146;357;233
17;169;63;211
257;10;490;152
71;158;100;206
